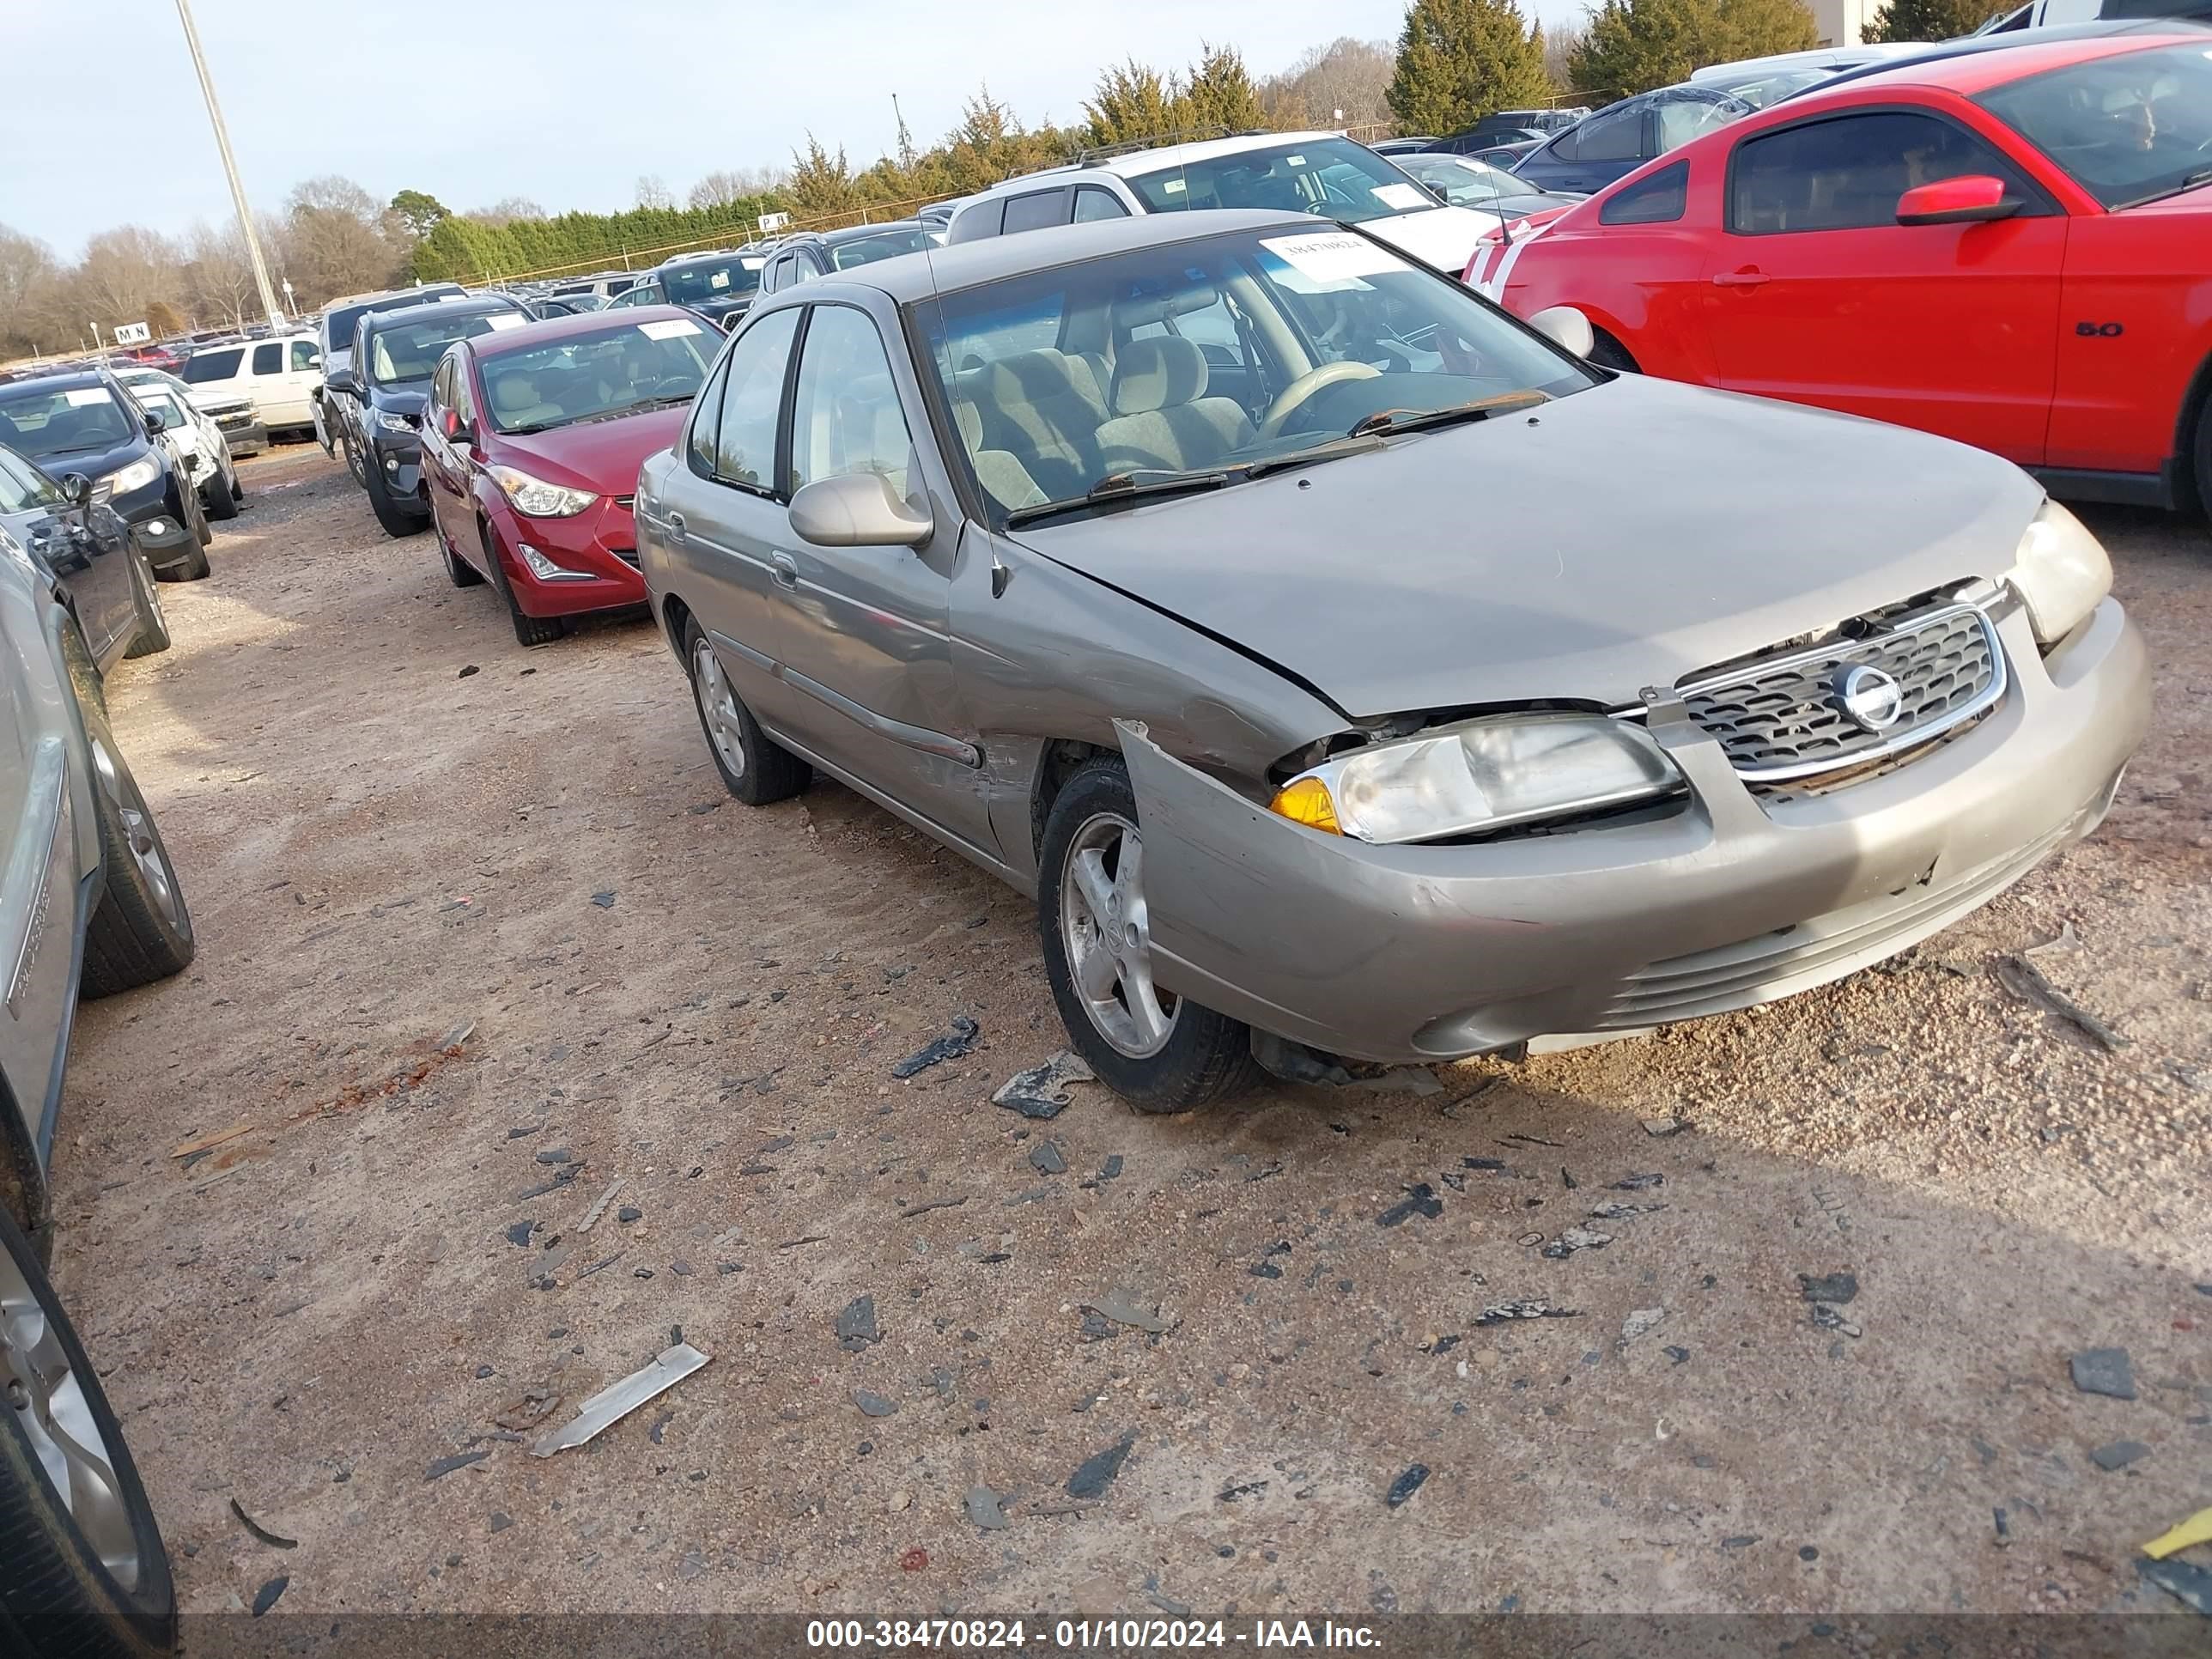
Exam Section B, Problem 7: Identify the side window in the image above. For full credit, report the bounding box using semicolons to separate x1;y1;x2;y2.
1730;112;2027;235
787;306;915;501
1073;186;1128;222
1601;161;1690;226
251;342;282;375
453;359;477;431
949;200;1006;243
1573;106;1646;163
712;307;801;492
428;358;453;415
686;352;731;478
1002;190;1072;234
290;338;319;371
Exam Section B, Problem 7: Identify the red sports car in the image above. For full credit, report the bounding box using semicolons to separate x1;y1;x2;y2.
418;306;718;645
1468;30;2212;513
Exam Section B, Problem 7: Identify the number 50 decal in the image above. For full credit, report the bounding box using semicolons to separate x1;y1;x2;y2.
2075;321;2124;337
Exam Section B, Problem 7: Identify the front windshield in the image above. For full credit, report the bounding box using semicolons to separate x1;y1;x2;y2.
1979;43;2212;210
1401;155;1525;206
660;258;764;304
369;313;520;385
326;287;465;354
830;228;931;270
1125;137;1439;225
0;385;135;461
921;225;1593;520
477;319;716;434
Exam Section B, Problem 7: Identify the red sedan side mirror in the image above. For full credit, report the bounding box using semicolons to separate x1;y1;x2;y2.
1896;174;2019;228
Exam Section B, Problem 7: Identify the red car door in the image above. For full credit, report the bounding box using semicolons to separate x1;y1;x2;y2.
1702;104;2068;464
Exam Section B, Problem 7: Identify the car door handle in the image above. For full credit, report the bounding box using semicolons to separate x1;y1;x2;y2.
665;511;686;545
1712;268;1771;289
770;550;799;590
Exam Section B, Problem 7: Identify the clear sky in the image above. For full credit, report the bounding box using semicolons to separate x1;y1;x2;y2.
0;0;1589;257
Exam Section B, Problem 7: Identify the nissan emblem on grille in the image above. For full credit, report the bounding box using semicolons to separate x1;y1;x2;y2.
1836;665;1905;732
1677;602;2008;785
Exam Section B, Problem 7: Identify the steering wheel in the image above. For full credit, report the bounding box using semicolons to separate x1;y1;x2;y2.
1257;360;1383;440
647;374;696;399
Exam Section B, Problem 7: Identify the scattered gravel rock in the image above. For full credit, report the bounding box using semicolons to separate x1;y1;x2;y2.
836;1295;880;1352
2069;1347;2136;1400
2089;1439;2149;1471
965;1486;1010;1530
1066;1431;1137;1498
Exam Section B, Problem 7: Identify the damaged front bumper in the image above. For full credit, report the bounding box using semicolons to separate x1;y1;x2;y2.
1121;599;2148;1065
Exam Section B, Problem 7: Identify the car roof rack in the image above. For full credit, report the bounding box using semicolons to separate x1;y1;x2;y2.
1068;125;1237;165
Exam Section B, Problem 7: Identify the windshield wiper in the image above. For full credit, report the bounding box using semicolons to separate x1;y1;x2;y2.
1004;468;1233;527
1243;433;1386;480
2119;167;2212;209
1346;389;1551;439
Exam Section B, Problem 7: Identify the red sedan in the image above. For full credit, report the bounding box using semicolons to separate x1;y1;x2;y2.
1468;30;2212;513
419;307;717;645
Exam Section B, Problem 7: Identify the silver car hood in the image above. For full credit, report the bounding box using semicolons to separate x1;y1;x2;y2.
1009;374;2042;720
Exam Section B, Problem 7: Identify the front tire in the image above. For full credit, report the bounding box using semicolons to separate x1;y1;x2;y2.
481;531;563;647
2193;395;2212;521
0;1201;179;1659
339;427;368;488
199;465;238;522
683;619;807;805
1036;757;1260;1113
439;524;483;588
77;704;194;999
364;463;429;539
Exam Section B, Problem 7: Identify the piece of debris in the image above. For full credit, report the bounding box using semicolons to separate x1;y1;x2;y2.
899;1547;928;1571
2070;1346;2136;1400
1640;1116;1688;1138
576;1179;623;1233
617;1206;642;1224
2138;1556;2212;1618
1218;1480;1268;1503
1376;1183;1443;1227
1585;1200;1666;1222
494;1390;563;1432
1474;1299;1580;1327
534;1148;573;1166
965;1486;1011;1530
1066;1431;1136;1499
1029;1140;1068;1176
1464;1157;1508;1172
2025;921;2081;957
1611;1173;1665;1190
836;1295;880;1351
2090;1439;2150;1472
531;1342;711;1457
1620;1307;1668;1345
590;890;617;909
1810;1304;1862;1338
2144;1505;2212;1560
425;1449;490;1482
1085;1291;1175;1334
503;1221;532;1248
854;1390;899;1419
1798;1272;1859;1304
892;1015;980;1079
170;1121;254;1160
229;1499;297;1550
900;1194;968;1219
252;1576;289;1618
991;1050;1094;1118
1994;955;2127;1052
1385;1464;1430;1509
1721;1535;1760;1551
489;1511;514;1534
1541;1225;1613;1260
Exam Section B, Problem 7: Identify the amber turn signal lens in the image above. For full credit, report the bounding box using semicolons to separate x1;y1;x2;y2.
1268;776;1341;834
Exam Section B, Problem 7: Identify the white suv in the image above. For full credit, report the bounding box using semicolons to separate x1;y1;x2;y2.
945;131;1502;274
179;331;323;434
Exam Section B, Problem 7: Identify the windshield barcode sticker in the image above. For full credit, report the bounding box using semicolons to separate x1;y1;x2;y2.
1371;182;1430;211
485;313;526;331
637;319;702;340
64;387;111;407
1260;232;1405;285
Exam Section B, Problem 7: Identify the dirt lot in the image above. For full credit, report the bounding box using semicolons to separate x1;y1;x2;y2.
48;445;2212;1621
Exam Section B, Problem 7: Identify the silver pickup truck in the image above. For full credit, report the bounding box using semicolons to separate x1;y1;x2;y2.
0;466;191;1656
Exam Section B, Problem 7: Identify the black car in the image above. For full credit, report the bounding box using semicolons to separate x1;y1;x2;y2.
0;443;171;669
314;282;468;479
1426;120;1547;156
606;250;767;328
1508;83;1753;195
0;371;209;583
323;295;529;537
757;222;934;295
1370;136;1439;155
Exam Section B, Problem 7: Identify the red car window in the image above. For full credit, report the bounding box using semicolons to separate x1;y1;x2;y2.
1728;111;2036;234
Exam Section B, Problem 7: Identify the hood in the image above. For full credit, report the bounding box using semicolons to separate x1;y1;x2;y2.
368;386;429;421
493;404;688;491
1009;373;2041;720
1364;204;1503;272
19;434;151;489
187;389;253;416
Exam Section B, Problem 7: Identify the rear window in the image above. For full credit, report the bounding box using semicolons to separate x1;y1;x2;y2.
182;348;244;382
1601;161;1690;224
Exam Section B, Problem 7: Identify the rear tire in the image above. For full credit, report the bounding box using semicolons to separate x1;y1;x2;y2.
364;463;428;539
1588;327;1639;374
199;470;238;522
77;702;194;999
683;618;807;805
1036;757;1261;1114
121;552;171;660
0;1204;178;1659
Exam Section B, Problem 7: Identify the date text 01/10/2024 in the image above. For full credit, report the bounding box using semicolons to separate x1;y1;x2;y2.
804;1620;1381;1649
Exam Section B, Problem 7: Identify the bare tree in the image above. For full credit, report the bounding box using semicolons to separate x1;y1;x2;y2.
687;167;786;210
181;220;261;330
75;226;183;333
635;174;676;210
0;226;70;357
1257;36;1396;129
276;177;404;307
1545;24;1589;96
468;198;547;227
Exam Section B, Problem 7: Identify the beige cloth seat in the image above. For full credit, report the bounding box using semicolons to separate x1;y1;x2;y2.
966;348;1106;500
1094;337;1255;476
951;395;1046;511
488;370;563;430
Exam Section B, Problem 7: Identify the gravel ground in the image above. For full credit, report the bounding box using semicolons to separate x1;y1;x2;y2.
47;445;2211;1621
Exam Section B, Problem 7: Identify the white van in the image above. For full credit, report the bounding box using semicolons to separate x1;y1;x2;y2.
179;331;323;434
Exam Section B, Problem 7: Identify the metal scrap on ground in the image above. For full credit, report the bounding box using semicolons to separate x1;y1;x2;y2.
892;1015;980;1078
532;1342;711;1457
991;1050;1095;1118
1994;954;2127;1052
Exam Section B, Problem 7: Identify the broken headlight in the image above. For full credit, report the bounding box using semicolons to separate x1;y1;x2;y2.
1268;714;1680;844
2005;500;2110;646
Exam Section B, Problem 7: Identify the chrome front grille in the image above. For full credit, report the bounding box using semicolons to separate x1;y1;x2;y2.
1680;603;2004;785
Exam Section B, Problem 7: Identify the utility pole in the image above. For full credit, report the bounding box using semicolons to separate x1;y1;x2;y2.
173;0;286;331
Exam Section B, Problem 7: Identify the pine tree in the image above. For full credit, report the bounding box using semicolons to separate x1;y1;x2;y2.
787;136;854;215
1863;0;2003;43
1183;43;1268;135
1387;0;1556;136
1085;60;1181;146
1571;0;1817;103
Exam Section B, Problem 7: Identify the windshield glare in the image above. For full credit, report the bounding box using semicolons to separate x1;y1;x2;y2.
181;348;243;383
0;386;135;460
1980;43;2212;210
1401;155;1522;205
830;228;931;269
369;315;515;385
924;226;1592;520
326;287;465;353
1127;137;1439;225
478;321;715;434
660;259;763;303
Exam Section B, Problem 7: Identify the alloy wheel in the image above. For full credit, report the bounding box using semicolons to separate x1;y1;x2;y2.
1059;811;1179;1059
691;636;747;782
88;736;184;933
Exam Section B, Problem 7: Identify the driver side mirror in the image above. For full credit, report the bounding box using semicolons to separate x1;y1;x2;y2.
325;366;362;398
142;406;167;435
1528;305;1595;359
61;473;93;508
1896;174;2019;227
441;407;474;445
789;472;933;549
